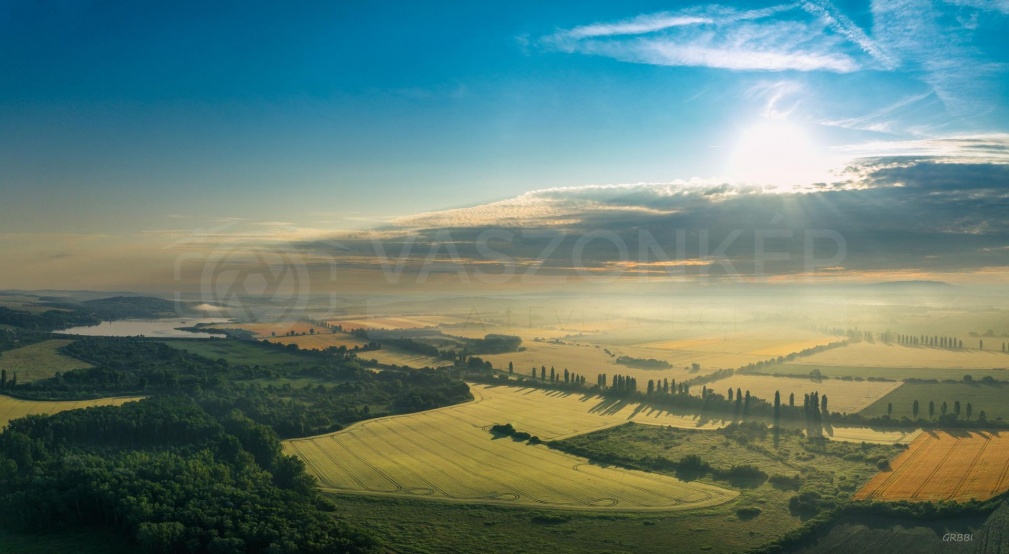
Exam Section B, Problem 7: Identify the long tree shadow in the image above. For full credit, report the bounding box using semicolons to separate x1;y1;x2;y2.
589;397;630;416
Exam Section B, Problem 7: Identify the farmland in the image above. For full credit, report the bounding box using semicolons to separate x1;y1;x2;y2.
159;339;320;367
860;381;1009;421
479;340;704;384
0;394;142;429
854;430;1009;502
757;362;1007;382
212;321;325;338
264;332;369;351
825;427;922;445
478;327;840;388
326;314;470;330
0;339;91;382
355;347;453;368
694;374;902;413
796;342;1009;369
284;384;735;509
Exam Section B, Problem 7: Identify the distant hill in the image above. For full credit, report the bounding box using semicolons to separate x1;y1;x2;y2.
41;295;207;320
864;280;954;289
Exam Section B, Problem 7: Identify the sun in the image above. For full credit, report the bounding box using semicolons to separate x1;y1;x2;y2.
728;120;835;188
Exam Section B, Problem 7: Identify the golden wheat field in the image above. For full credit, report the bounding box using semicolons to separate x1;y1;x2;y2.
283;384;735;510
265;333;369;351
0;395;143;429
221;321;326;338
797;342;1009;369
695;374;902;414
0;340;92;382
634;327;839;361
325;315;469;330
441;325;578;341
854;431;1009;502
356;348;454;368
479;329;838;389
824;427;923;445
478;341;703;382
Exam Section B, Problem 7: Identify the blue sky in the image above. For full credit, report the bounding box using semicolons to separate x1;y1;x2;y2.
1;1;1008;290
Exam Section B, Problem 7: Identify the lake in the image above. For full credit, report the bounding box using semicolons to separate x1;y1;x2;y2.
60;318;233;339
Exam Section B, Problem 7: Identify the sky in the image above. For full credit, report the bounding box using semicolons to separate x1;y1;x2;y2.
1;0;1008;294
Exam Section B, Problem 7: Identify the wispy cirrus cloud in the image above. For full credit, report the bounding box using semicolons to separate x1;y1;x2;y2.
870;0;1005;116
539;4;863;73
800;0;896;69
540;0;1007;132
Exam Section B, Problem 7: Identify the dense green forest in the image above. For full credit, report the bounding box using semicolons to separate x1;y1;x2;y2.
0;312;473;552
0;396;377;552
11;336;470;437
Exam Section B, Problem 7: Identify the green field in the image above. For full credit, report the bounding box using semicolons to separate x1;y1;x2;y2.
330;490;785;554
0;339;92;382
783;513;985;554
328;422;904;553
760;362;1008;382
860;381;1009;421
540;422;900;552
160;339;319;366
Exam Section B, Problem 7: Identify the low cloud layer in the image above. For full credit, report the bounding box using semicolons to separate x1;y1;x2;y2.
288;139;1009;287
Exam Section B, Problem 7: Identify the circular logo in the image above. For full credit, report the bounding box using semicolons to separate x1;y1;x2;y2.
200;242;310;323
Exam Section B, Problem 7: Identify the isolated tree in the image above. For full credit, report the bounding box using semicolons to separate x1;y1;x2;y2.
821;394;828;416
789;392;795;407
509;361;514;374
728;388;734;401
773;391;781;421
887;403;893;417
929;400;935;419
540;366;546;380
912;400;919;419
941;401;948;416
979;410;988;422
966;402;973;420
647;380;655;395
980;339;984;350
531;368;536;379
954;400;961;418
564;368;569;383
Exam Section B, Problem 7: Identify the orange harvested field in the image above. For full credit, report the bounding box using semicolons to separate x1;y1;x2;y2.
854;431;1009;502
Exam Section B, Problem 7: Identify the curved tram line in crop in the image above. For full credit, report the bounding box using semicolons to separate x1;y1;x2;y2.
283;384;738;510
